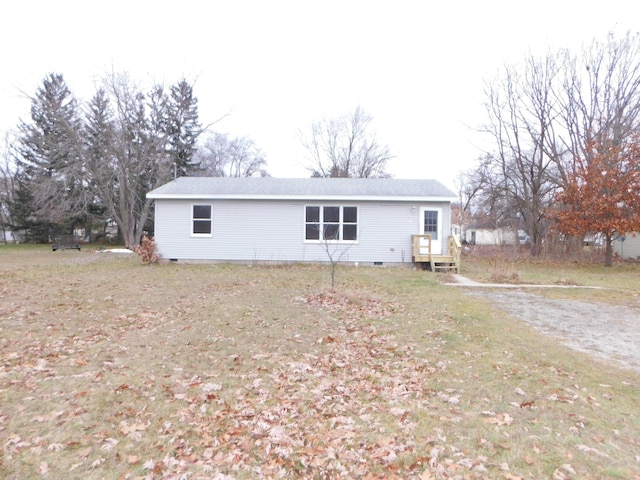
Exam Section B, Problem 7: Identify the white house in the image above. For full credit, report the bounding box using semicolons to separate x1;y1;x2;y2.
464;225;515;246
464;224;530;246
613;233;640;260
1;230;22;243
146;177;459;267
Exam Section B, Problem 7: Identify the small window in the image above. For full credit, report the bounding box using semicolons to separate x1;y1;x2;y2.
323;206;340;240
343;207;357;223
305;206;320;223
343;207;357;240
305;206;320;240
192;204;212;236
343;224;357;241
324;224;340;240
323;206;340;223
305;224;320;240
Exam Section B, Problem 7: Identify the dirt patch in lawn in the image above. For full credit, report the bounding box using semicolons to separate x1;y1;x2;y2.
465;289;640;373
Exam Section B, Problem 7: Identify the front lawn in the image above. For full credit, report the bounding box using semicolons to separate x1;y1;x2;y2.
1;246;639;479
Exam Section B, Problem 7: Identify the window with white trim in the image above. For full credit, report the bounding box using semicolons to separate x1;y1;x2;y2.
305;205;358;241
192;204;212;236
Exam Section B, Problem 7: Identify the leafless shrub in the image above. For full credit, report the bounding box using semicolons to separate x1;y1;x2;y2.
488;268;521;284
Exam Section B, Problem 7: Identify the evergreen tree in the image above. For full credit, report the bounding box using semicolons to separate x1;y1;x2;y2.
8;172;43;241
9;73;203;246
14;73;86;240
167;79;201;176
84;88;115;238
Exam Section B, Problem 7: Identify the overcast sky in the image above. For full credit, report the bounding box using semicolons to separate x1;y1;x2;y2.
1;0;639;190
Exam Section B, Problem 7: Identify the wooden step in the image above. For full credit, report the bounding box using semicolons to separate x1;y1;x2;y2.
430;256;459;273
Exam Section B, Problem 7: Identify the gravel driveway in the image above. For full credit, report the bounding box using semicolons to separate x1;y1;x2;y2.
458;285;640;374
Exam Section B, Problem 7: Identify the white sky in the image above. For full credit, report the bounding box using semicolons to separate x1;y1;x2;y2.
1;0;639;190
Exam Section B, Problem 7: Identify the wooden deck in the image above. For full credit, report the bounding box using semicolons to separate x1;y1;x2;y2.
411;234;461;273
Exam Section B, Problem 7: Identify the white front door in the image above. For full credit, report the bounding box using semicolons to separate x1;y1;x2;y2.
419;208;442;255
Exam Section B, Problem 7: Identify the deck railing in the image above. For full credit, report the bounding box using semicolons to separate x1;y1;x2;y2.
448;234;462;269
411;234;461;272
411;234;432;262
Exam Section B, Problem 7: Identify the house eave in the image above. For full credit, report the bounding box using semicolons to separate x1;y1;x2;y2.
146;193;458;202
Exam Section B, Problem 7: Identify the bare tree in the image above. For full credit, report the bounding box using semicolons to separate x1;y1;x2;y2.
85;75;158;249
0;133;16;243
457;157;511;232
194;133;269;177
319;227;355;291
300;106;393;178
85;73;202;248
473;31;640;256
556;31;640;181
478;54;561;255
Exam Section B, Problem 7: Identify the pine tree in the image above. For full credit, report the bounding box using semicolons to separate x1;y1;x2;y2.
84;88;115;239
14;73;86;240
167;79;201;177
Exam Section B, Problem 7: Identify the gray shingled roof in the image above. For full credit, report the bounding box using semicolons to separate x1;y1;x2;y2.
147;177;457;200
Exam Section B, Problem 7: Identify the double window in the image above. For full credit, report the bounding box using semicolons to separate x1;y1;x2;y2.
192;204;212;236
305;206;358;242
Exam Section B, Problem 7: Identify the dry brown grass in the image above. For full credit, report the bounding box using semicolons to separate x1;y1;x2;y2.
461;247;640;304
1;245;640;479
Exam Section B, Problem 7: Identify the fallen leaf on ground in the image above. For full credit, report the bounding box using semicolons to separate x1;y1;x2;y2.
576;444;609;457
485;413;513;426
120;421;147;439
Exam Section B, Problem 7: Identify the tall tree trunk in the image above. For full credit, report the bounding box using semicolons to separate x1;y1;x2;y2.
604;234;614;267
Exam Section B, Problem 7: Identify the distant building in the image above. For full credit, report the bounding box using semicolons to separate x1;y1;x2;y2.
613;233;640;260
463;223;528;246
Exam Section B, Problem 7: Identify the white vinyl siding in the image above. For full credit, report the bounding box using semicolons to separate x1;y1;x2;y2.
153;199;452;264
614;233;640;259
